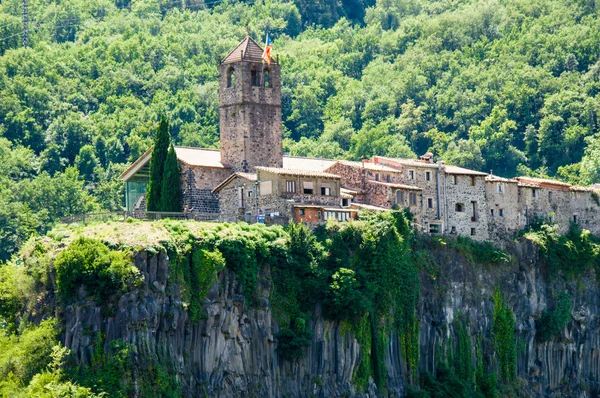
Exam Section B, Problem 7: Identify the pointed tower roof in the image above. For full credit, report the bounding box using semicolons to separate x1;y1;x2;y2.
221;36;275;64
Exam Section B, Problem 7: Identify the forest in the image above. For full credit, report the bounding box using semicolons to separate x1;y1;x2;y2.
1;0;600;259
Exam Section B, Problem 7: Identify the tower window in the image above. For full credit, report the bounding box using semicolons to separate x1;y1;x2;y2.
426;171;431;181
226;67;235;88
251;66;259;86
264;69;270;87
455;203;464;212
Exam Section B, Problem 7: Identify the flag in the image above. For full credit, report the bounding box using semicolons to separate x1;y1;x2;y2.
262;33;272;65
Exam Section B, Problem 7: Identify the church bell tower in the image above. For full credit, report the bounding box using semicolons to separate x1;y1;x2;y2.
218;36;283;173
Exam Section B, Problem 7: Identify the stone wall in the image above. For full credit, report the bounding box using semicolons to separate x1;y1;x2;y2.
444;174;489;241
486;180;523;242
180;164;230;213
219;178;256;222
218;61;282;172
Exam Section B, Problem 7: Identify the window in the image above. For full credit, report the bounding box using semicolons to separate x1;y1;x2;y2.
408;170;415;180
497;183;503;193
573;214;578;223
342;198;349;207
499;209;504;217
321;186;331;196
532;189;538;199
250;66;259;86
490;209;494;217
471;201;477;221
375;173;380;181
299;208;305;216
427;198;433;209
470;176;476;186
409;192;417;205
397;191;405;204
451;175;457;185
450;226;457;234
429;223;441;234
386;174;391;183
426;171;431;181
471;228;476;236
226;67;235;88
259;180;272;195
238;188;244;208
548;191;553;201
263;69;270;87
317;211;322;220
248;190;253;197
303;181;314;194
455;203;464;212
286;180;296;193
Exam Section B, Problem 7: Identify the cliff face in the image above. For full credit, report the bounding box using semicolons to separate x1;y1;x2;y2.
62;240;600;397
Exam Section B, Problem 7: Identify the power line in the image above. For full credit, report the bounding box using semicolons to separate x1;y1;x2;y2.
0;31;23;43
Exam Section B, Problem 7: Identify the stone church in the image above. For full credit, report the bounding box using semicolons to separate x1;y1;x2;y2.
121;36;600;241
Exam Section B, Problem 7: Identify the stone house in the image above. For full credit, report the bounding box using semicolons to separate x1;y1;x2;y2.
120;35;600;242
213;166;353;225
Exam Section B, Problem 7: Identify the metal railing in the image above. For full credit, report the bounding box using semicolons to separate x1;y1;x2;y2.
59;212;125;224
143;211;220;221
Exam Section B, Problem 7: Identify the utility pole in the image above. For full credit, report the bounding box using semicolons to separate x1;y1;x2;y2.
22;0;29;47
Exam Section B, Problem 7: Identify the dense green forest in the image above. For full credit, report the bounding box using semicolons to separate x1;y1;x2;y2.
1;0;600;259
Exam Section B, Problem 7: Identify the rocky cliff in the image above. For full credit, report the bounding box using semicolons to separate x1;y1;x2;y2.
60;237;600;397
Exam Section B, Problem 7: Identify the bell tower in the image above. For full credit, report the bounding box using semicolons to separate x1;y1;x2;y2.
218;36;283;173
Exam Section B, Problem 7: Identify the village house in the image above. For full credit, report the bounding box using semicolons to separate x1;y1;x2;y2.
120;36;600;240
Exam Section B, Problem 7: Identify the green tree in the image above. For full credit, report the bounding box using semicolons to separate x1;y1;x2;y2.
147;116;170;212
160;144;181;212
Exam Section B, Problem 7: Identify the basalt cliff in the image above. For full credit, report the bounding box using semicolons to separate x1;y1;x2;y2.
60;234;599;397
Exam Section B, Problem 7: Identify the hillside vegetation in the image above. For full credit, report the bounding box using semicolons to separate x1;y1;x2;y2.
1;0;600;258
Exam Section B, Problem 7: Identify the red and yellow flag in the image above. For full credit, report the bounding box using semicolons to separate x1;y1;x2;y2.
262;33;272;65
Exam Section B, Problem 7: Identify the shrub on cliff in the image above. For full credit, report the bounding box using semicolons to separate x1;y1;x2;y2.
536;291;572;342
525;223;600;278
55;237;141;303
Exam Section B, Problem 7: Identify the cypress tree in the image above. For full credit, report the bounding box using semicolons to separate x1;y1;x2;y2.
146;116;170;211
160;144;182;212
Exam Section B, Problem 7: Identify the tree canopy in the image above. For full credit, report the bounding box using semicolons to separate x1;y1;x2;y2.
1;0;600;256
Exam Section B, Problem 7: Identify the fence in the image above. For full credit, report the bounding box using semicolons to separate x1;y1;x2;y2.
59;212;125;224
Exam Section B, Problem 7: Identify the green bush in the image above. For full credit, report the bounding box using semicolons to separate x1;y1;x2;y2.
0;319;57;384
525;223;600;278
55;237;141;303
536;291;572;342
188;247;225;323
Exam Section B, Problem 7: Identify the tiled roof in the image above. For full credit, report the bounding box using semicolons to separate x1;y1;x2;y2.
340;187;360;195
516;176;572;188
444;165;488;176
485;175;517;183
374;157;439;169
222;36;269;64
334;160;401;173
570;186;594;192
237;172;257;181
283;156;337;171
212;172;257;193
367;180;423;191
351;203;388;211
175;147;226;168
256;167;340;179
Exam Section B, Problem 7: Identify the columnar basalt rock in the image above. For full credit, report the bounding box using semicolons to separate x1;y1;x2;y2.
62;240;600;397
